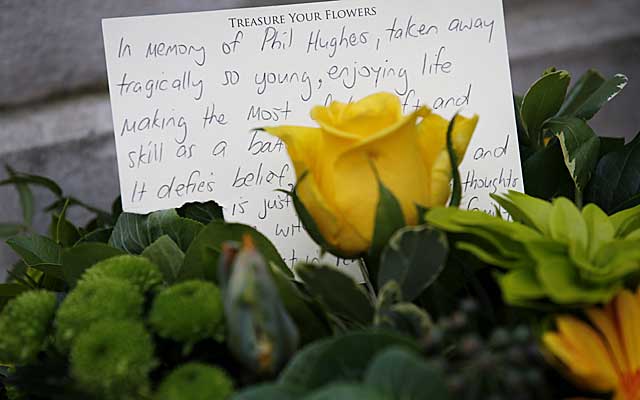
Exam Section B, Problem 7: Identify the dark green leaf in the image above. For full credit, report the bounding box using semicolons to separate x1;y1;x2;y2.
5;166;35;226
109;210;203;254
364;347;449;400
447;115;462;207
141;235;184;282
573;74;628;120
62;243;125;286
76;227;113;244
587;132;640;214
269;263;332;344
6;234;62;266
598;137;626;159
296;263;373;325
369;176;406;274
0;283;28;298
49;216;80;248
177;201;224;224
546;117;601;193
522;138;575;200
520;70;570;147
29;263;65;281
279;331;417;391
378;226;448;301
232;384;305;400
182;221;290;281
558;69;606;117
0;173;63;197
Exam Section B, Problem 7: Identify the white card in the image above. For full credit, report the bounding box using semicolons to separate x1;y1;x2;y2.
102;0;523;271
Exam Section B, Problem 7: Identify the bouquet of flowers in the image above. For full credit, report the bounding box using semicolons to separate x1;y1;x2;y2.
0;67;638;400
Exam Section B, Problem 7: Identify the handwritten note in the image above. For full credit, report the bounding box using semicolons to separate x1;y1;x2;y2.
102;0;524;272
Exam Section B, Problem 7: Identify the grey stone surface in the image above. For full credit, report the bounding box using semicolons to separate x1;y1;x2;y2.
0;0;639;281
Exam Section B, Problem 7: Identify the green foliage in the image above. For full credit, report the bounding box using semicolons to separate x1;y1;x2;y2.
62;243;125;287
587;131;640;213
427;192;640;305
0;291;57;364
295;263;373;326
79;255;164;293
70;320;156;399
141;235;185;283
374;282;432;341
54;279;143;351
369;173;406;271
378;225;448;301
148;280;224;348
155;362;234;400
517;69;630;205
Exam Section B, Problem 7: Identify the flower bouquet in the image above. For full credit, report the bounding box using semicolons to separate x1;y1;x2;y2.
0;67;639;400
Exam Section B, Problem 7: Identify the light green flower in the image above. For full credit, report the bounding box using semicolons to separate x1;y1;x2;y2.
0;291;57;364
54;278;143;351
155;362;234;400
427;191;640;305
70;319;156;400
80;255;163;293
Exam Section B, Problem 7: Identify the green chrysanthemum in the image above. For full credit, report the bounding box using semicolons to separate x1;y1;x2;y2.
148;280;224;346
70;319;156;400
155;362;234;400
0;290;57;364
80;255;164;293
54;278;143;351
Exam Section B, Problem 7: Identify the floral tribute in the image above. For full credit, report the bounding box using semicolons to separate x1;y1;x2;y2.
0;68;639;400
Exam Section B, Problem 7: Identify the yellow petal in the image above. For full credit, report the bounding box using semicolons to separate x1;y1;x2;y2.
418;114;478;206
616;290;640;372
297;172;368;256
586;307;629;373
262;126;322;179
311;93;403;138
331;108;430;241
544;316;618;391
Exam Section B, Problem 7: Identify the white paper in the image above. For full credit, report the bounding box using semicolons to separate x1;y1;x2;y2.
102;0;523;273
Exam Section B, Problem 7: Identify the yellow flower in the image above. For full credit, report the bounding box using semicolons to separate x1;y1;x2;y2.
264;93;478;256
544;288;640;400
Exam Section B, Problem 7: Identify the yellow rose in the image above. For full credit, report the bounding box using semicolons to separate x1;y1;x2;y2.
264;93;478;257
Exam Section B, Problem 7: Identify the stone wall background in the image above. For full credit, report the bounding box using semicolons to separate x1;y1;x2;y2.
1;0;639;280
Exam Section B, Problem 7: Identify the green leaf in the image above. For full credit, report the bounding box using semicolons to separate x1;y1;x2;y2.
141;235;184;283
378;226;448;301
76;227;113;244
182;221;290;282
295;263;373;325
546;117;600;194
0;173;63;197
587;132;640;214
109;210;203;254
497;269;545;305
558;69;606;117
62;243;125;286
369;176;406;264
549;198;588;250
29;263;65;281
446;114;462;207
304;384;386;400
573;74;628;120
0;283;29;298
269;263;332;344
364;347;449;400
279;331;418;391
522;138;575;201
0;223;26;239
374;282;432;340
49;213;81;248
6;234;62;266
520;70;570;146
232;384;305;400
491;191;552;235
177;201;224;224
582;204;614;258
5;166;35;226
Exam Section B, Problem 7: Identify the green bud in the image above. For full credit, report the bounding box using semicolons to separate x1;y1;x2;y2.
80;255;164;293
223;235;299;375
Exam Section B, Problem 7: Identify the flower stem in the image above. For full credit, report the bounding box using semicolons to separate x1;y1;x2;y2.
359;258;377;302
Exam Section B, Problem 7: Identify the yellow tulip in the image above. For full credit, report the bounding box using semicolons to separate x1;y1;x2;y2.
263;93;478;257
544;287;640;400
